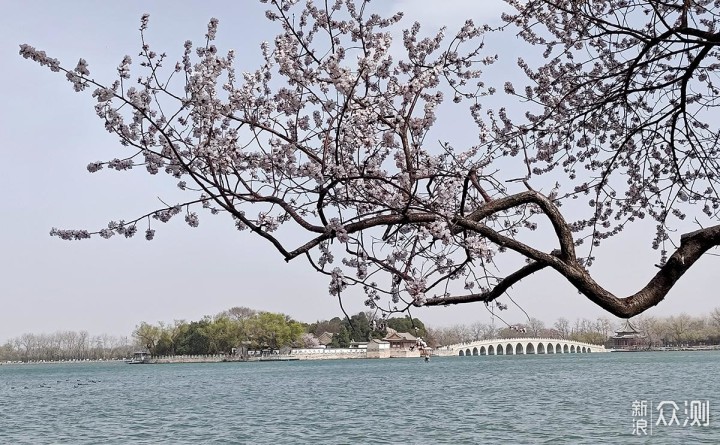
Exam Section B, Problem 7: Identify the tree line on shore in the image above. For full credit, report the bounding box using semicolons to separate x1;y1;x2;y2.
426;310;720;348
631;310;720;347
427;316;616;346
306;311;428;348
3;308;720;361
0;331;134;362
133;308;427;356
132;307;305;356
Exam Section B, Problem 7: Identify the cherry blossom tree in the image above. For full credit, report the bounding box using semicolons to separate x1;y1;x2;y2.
19;0;720;319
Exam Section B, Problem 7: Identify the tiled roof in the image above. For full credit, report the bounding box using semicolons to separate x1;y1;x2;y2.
612;333;646;339
369;339;389;344
383;332;417;341
616;320;640;335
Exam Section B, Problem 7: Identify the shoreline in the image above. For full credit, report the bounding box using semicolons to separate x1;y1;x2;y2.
611;346;720;352
4;346;719;365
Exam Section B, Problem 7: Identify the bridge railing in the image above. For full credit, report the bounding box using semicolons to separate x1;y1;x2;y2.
445;337;606;349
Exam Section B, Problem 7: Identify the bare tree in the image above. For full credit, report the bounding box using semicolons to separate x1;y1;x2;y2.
18;334;35;361
711;308;720;329
440;324;474;344
480;323;498;340
19;0;720;319
634;316;663;348
1;331;134;362
74;331;90;359
595;317;614;339
469;322;486;341
668;313;693;345
553;318;570;340
223;307;257;322
527;318;545;337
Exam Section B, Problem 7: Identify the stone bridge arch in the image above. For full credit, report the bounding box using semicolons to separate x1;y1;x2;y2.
452;338;605;357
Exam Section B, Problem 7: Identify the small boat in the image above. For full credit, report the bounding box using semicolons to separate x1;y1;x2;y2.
126;351;151;364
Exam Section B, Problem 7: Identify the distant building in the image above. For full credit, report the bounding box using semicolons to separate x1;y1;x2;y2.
366;339;390;359
349;341;368;349
383;331;417;349
317;332;334;346
610;321;646;350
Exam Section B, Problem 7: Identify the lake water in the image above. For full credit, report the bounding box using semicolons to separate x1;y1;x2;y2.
0;351;718;444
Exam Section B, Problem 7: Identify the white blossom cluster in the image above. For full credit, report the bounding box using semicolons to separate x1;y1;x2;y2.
22;0;720;318
499;0;720;263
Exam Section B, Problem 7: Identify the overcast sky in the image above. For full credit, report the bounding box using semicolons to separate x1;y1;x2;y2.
1;1;718;343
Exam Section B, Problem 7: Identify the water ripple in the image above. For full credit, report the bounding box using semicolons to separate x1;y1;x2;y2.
0;352;718;443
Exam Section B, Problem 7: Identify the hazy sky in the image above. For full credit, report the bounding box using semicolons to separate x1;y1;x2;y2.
2;1;718;343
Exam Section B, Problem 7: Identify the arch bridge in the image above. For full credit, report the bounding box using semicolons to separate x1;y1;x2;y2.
447;338;608;356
